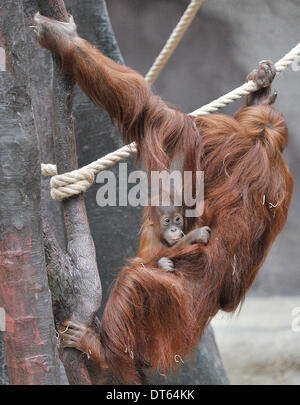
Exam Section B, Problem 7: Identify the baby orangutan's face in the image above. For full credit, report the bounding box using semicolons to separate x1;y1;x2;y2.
156;206;184;246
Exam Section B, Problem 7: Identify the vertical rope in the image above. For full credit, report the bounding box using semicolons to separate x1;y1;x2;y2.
145;0;204;84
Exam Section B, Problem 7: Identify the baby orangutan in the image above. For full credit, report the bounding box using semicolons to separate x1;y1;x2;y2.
58;201;211;371
137;203;211;271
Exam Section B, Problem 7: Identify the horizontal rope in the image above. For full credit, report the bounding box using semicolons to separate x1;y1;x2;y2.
41;41;300;200
191;41;300;116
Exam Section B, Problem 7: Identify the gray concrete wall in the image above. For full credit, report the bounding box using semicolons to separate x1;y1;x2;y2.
211;296;300;384
106;0;300;296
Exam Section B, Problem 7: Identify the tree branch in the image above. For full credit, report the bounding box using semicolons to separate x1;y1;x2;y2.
36;0;102;385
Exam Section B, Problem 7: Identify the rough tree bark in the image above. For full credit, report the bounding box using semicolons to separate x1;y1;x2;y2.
0;0;61;384
0;333;7;385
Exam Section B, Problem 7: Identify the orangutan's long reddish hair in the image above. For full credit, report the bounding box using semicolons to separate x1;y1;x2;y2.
99;104;293;383
35;17;294;384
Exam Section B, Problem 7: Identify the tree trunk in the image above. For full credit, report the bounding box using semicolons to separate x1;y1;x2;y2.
35;0;102;385
0;0;61;385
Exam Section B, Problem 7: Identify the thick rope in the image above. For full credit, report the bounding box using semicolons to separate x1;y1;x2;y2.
41;40;300;200
145;0;204;84
41;143;138;200
42;143;137;199
190;42;300;116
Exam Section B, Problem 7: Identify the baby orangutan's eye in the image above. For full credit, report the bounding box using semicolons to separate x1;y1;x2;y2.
164;218;170;225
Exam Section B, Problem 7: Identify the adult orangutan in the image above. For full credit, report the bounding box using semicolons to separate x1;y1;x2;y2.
34;13;294;384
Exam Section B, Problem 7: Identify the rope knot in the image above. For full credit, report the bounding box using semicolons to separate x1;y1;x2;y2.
50;168;95;201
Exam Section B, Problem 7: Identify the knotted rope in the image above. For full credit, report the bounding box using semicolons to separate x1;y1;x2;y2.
42;143;137;200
